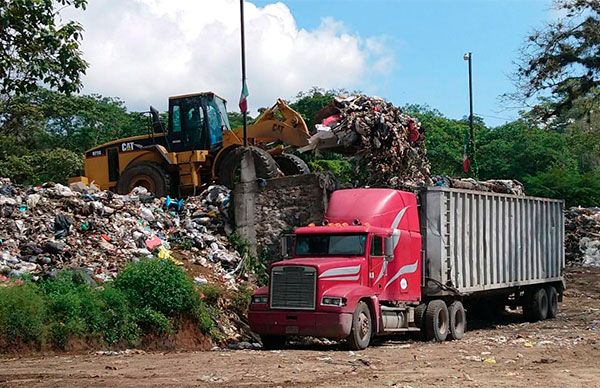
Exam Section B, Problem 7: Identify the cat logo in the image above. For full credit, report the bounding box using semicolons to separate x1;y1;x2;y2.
121;142;135;152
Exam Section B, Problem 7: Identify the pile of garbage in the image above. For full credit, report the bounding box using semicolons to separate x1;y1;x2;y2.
565;207;600;267
0;178;242;282
432;176;526;195
300;94;431;187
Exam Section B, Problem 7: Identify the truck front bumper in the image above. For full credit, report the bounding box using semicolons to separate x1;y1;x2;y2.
248;310;353;339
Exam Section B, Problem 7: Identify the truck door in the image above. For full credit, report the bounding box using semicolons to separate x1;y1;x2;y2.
369;235;386;292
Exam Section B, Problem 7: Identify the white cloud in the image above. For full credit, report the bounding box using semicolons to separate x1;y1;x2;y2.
70;0;394;113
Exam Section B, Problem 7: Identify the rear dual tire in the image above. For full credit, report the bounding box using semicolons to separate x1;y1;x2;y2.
421;300;465;342
523;286;558;322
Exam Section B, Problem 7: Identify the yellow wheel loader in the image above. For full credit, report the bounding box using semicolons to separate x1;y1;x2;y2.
71;92;311;196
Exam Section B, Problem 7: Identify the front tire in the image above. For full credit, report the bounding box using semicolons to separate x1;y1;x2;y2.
217;146;279;188
348;301;372;350
273;153;310;176
116;162;171;197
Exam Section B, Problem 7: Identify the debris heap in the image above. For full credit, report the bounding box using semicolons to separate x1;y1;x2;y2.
565;207;600;267
0;179;242;282
432;176;525;195
301;94;432;187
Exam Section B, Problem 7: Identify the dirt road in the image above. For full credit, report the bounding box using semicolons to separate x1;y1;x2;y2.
1;268;599;387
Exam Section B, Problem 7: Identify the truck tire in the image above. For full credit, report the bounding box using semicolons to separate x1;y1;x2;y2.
546;286;558;319
524;287;548;322
218;146;279;188
260;335;286;350
116;162;171;197
424;300;449;342
411;303;427;340
348;301;372;350
448;301;466;340
273;153;310;176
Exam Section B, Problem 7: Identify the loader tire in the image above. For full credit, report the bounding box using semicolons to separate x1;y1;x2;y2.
273;153;310;176
424;300;449;342
116;162;171;198
218;146;279;188
448;301;466;340
523;287;548;322
546;286;558;319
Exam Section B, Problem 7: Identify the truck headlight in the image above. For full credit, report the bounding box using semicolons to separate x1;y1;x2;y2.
321;297;346;307
251;295;268;304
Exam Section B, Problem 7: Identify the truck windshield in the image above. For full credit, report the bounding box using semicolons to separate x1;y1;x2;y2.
295;234;367;256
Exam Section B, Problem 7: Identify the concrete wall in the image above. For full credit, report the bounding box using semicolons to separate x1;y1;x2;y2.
254;174;328;260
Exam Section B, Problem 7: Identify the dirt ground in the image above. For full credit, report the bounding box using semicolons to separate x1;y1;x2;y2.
0;267;598;388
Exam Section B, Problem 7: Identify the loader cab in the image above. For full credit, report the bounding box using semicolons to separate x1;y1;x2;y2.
167;92;229;153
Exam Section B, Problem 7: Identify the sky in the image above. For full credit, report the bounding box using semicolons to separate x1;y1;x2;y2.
68;0;556;127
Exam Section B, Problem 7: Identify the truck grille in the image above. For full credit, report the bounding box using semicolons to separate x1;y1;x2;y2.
270;266;316;310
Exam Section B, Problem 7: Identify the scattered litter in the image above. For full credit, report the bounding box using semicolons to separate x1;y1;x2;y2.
0;178;239;281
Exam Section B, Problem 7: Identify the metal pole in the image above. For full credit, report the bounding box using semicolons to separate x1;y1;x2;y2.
465;51;477;177
240;0;247;147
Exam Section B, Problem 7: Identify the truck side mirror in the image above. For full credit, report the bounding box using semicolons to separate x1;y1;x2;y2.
384;236;397;260
280;234;295;259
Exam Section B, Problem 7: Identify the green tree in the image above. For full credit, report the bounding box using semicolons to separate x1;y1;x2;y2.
513;0;600;119
0;0;88;98
290;87;338;131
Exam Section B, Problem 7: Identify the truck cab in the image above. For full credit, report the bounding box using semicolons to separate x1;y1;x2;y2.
248;188;424;349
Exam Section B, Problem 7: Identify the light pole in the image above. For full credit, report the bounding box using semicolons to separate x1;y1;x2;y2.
463;52;476;176
239;0;248;147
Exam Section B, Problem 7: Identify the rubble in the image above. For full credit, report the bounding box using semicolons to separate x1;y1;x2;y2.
565;207;600;267
0;178;242;282
432;176;525;195
301;94;432;188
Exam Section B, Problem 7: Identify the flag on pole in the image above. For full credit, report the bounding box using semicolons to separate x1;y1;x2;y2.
463;130;470;173
239;81;249;113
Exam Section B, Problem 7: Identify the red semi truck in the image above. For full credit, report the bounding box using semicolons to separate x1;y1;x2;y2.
248;187;565;350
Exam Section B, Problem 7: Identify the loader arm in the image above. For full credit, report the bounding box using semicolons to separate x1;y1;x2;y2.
226;99;310;147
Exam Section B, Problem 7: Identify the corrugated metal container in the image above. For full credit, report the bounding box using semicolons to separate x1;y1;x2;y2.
422;187;564;294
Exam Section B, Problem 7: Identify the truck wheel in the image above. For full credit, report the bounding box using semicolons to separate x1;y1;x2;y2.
116;162;171;197
411;303;427;341
218;146;279;188
273;153;310;176
448;301;466;340
348;301;372;350
546;286;558;319
424;300;449;342
524;287;548;322
260;335;286;350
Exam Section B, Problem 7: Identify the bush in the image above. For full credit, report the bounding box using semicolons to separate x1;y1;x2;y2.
0;284;47;347
229;283;254;316
198;283;223;307
97;286;140;345
115;258;198;317
135;307;172;335
41;272;101;348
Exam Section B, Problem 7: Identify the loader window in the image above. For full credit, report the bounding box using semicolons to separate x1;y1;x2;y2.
171;105;182;133
295;234;367;256
206;103;224;147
